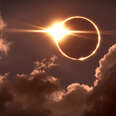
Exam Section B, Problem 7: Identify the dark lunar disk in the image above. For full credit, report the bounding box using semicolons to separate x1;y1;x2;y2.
58;18;98;59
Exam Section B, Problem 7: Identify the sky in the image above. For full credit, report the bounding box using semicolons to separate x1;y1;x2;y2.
0;0;116;116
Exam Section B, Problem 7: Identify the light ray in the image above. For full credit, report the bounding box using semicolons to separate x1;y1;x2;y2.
4;28;116;35
3;16;116;61
4;29;48;33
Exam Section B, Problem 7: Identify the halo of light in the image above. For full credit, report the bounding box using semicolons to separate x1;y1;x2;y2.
56;16;101;61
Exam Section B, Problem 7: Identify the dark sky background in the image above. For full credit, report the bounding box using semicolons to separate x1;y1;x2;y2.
0;0;116;87
0;0;116;116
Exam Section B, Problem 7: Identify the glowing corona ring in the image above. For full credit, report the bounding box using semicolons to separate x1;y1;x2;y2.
55;16;101;61
5;16;101;61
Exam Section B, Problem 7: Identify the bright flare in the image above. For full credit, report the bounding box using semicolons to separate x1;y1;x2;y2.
4;16;101;61
46;22;71;42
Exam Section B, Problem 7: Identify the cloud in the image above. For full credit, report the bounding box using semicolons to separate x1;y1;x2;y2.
50;44;116;116
0;73;60;116
0;43;116;116
95;44;116;81
0;15;11;59
52;44;116;116
50;83;92;116
0;15;6;30
0;56;60;116
0;72;91;116
0;56;90;116
0;39;11;59
31;56;57;74
0;73;8;83
84;44;116;116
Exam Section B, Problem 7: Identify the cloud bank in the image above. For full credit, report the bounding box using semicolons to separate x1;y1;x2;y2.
0;44;116;116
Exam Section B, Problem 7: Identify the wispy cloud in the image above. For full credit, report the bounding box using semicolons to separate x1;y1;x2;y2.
0;15;6;30
31;56;57;74
0;14;11;59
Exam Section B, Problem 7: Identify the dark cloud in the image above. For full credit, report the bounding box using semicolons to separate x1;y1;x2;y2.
0;44;116;116
51;44;116;116
0;72;60;116
50;83;92;116
0;56;89;116
0;56;60;116
84;44;116;116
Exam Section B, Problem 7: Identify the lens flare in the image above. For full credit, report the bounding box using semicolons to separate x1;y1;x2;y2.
4;16;101;61
45;22;71;42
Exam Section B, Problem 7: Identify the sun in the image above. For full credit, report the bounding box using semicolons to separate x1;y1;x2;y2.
45;22;71;42
41;17;101;61
8;16;101;61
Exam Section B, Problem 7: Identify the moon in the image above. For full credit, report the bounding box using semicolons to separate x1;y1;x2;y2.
56;16;101;61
